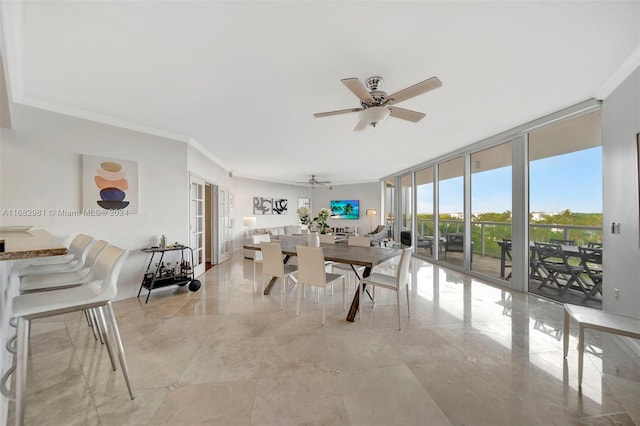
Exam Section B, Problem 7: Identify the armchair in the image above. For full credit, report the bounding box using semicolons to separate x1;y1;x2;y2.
400;230;432;254
366;225;388;245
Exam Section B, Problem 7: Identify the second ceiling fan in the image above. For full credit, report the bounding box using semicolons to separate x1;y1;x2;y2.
314;76;442;131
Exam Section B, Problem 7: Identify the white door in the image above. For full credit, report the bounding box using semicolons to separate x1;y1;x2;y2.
190;175;206;278
217;186;232;263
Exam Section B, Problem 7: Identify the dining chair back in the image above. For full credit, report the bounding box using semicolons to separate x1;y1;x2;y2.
358;247;412;330
347;236;372;247
251;234;271;290
295;245;345;324
578;246;603;300
318;234;336;244
260;241;297;308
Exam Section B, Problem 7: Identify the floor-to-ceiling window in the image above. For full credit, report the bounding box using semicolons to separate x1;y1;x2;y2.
438;157;465;268
470;142;512;278
414;166;435;258
528;110;602;307
382;101;602;309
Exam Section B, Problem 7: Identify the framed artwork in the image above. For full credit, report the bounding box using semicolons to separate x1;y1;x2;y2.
253;197;272;215
272;198;288;215
298;197;310;209
82;154;139;213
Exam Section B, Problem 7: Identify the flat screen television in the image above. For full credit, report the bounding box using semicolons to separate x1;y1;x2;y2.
330;200;359;219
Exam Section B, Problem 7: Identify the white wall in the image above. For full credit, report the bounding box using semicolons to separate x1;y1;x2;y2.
233;177;311;248
310;182;382;235
0;105;189;299
602;65;640;319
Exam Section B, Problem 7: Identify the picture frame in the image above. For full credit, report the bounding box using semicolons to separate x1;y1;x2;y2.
298;197;310;210
253;197;272;215
272;198;288;215
82;154;139;213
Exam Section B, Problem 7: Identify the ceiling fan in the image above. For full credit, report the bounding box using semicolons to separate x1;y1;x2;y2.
296;175;331;186
314;76;442;131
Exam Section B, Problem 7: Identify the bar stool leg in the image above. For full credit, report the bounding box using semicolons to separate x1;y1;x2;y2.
96;307;117;371
15;317;29;426
105;302;135;400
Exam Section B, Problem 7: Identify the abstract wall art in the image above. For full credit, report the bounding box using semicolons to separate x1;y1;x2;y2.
253;197;272;215
272;199;288;215
83;155;139;213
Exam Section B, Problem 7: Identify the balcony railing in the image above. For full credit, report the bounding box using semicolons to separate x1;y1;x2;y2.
414;219;602;259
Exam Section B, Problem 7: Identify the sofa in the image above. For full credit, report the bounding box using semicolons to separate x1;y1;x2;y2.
243;225;303;258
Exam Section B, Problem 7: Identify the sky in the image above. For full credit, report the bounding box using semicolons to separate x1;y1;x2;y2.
416;147;603;214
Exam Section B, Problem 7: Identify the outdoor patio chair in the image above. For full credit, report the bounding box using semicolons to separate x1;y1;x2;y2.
502;239;512;280
444;233;472;262
578;246;603;301
534;242;586;295
587;242;603;248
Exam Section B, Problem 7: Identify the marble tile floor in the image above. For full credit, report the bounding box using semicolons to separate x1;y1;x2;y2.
7;251;640;425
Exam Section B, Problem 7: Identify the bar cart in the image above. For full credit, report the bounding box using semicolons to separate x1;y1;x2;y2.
137;245;200;303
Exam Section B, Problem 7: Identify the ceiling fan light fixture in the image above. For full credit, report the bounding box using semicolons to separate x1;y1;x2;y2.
359;106;390;128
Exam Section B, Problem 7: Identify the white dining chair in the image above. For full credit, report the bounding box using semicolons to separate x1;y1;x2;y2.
10;245;134;426
295;245;346;325
358;247;412;330
260;241;298;308
19;234;95;277
251;234;271;292
331;235;370;288
318;234;336;244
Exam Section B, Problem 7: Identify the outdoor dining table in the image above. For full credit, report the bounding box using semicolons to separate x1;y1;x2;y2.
496;240;582;279
243;239;401;321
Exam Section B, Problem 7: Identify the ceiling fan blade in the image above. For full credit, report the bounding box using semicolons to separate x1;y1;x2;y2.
313;107;363;118
353;120;369;132
384;77;442;105
388;106;426;123
341;78;374;104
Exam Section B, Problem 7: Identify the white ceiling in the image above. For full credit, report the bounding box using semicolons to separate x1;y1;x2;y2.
2;1;639;186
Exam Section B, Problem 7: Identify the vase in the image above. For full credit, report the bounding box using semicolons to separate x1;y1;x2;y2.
308;232;320;247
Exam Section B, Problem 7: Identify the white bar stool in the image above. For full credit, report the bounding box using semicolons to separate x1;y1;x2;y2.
10;246;134;426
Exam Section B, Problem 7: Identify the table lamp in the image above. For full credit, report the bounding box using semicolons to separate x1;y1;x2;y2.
366;209;377;232
243;216;256;236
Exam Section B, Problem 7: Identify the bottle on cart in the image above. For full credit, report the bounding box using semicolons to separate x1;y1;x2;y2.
160;234;167;249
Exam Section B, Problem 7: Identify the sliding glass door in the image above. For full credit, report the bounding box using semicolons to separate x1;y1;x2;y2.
415;166;434;258
470;142;512;279
438;157;465;268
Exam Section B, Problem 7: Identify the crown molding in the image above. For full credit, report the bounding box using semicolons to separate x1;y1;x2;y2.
595;45;640;100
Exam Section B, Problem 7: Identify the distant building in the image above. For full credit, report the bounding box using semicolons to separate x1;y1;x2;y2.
530;211;557;221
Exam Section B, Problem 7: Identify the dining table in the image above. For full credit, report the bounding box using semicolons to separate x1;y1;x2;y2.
243;239;401;322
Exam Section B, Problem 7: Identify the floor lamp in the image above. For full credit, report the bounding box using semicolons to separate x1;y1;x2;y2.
366;209;377;232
